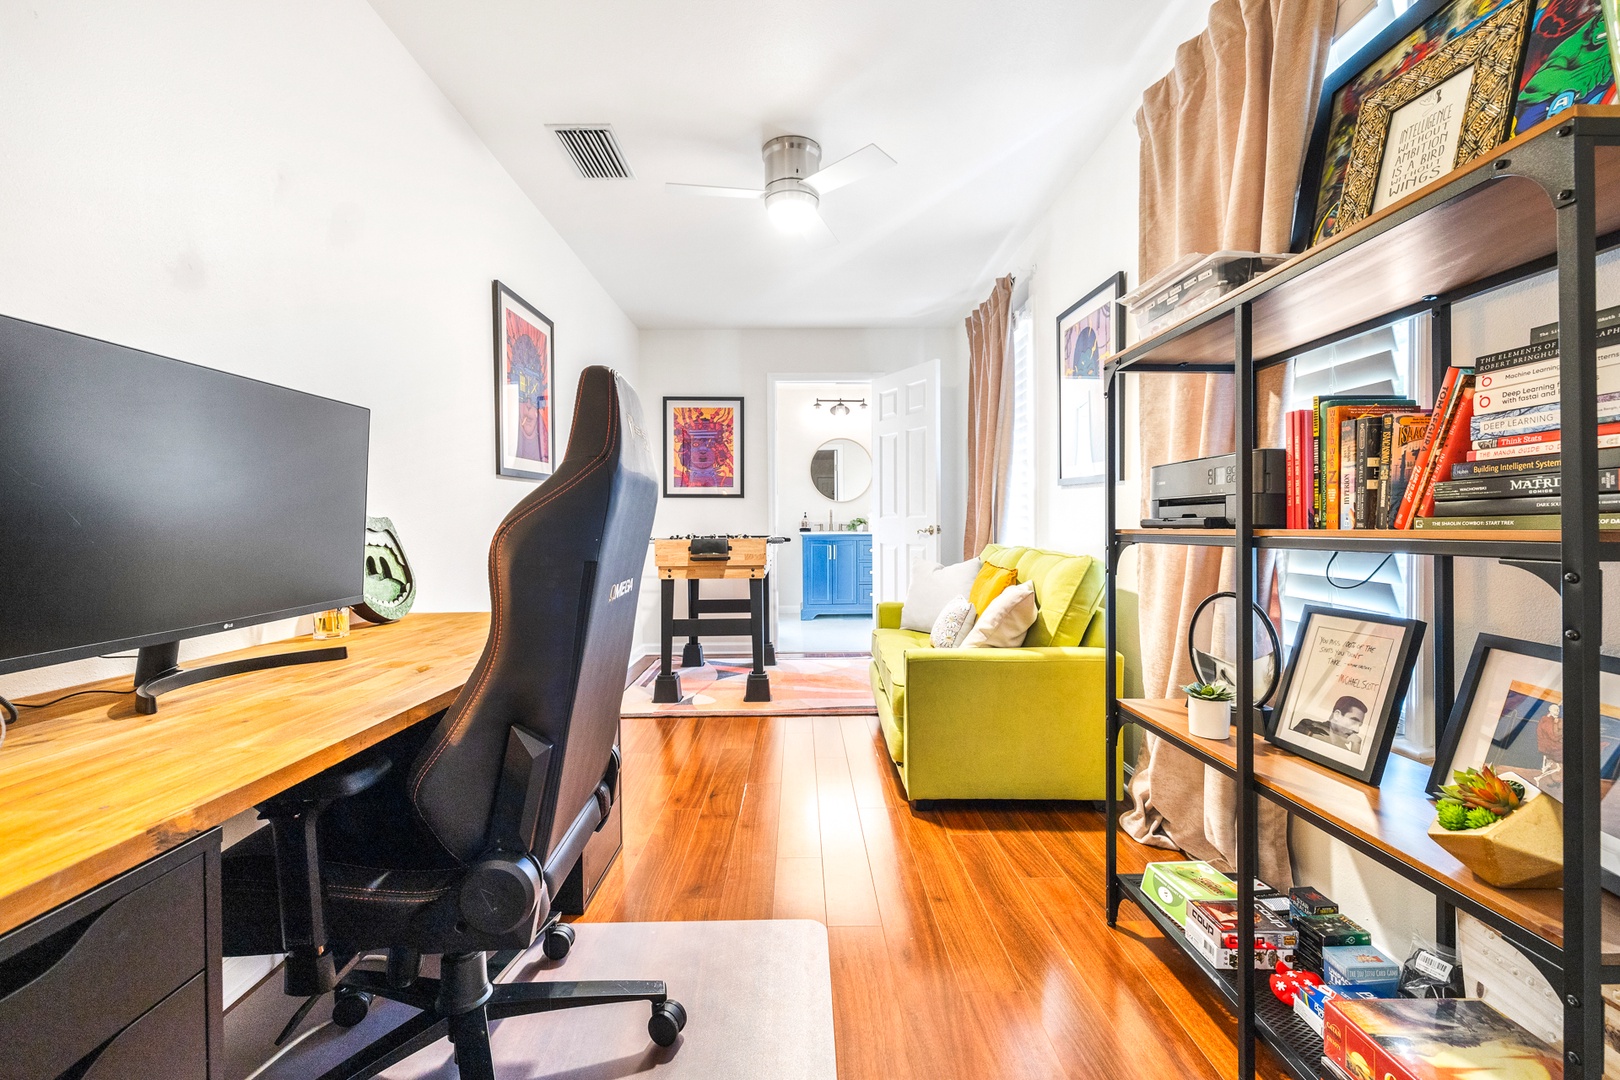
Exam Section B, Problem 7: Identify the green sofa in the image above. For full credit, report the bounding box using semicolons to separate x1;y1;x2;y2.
868;544;1120;805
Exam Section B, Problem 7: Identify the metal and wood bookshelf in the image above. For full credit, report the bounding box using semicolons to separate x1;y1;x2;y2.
1102;105;1620;1080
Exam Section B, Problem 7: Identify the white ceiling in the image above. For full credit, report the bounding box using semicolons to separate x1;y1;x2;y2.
368;0;1208;328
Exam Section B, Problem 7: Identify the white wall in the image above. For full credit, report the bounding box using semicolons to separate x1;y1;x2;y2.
0;0;638;698
773;381;874;613
633;326;965;648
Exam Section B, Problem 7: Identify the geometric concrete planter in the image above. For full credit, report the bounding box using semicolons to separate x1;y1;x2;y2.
1427;792;1565;889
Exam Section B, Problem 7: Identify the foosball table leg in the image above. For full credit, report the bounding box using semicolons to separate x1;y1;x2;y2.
681;579;705;668
653;577;683;703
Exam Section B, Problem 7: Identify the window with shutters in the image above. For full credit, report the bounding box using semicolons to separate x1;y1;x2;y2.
1000;301;1037;546
1280;316;1436;752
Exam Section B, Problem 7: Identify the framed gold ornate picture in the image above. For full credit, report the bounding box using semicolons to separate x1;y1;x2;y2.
1335;0;1532;232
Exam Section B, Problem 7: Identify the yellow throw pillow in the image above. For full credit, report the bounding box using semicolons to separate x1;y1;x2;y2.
963;582;1038;648
968;564;1018;614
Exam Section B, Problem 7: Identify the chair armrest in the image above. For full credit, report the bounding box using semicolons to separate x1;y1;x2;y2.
877;601;904;629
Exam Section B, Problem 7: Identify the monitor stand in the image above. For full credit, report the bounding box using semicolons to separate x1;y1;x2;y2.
133;639;348;715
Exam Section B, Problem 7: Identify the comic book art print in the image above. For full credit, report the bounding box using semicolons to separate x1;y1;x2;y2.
1310;0;1522;245
1057;273;1123;487
1511;0;1617;133
494;282;555;481
663;397;743;497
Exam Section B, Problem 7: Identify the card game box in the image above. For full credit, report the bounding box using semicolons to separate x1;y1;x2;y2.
1323;945;1401;997
1323;998;1563;1080
1289;885;1338;921
1141;861;1237;927
1184;900;1297;969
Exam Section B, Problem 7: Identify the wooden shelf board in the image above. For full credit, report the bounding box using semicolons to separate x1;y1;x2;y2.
0;612;489;935
1110;107;1620;370
1117;528;1620;559
1119;698;1620;962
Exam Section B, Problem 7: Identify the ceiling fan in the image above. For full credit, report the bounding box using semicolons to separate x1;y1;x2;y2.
666;136;896;237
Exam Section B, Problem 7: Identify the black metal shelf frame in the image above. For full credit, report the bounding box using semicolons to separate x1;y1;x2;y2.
1101;114;1620;1080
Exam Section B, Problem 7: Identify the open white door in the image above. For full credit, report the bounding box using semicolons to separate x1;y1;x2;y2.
870;358;941;603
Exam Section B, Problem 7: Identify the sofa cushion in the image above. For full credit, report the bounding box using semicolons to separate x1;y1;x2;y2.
1019;551;1103;648
968;564;1018;614
930;596;977;648
899;558;981;632
981;544;1027;571
963;582;1037;648
871;627;929;721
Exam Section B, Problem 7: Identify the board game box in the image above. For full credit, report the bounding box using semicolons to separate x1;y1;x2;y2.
1323;998;1563;1080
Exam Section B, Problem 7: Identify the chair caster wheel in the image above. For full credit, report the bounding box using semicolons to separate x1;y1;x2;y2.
331;987;373;1028
542;921;575;961
649;1000;686;1047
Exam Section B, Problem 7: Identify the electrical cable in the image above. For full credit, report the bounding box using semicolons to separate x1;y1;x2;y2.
1323;550;1395;590
0;695;13;752
12;687;135;710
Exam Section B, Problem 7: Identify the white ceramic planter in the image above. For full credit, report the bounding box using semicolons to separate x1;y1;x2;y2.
1186;697;1232;740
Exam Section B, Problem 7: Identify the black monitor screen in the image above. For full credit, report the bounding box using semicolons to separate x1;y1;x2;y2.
0;315;370;674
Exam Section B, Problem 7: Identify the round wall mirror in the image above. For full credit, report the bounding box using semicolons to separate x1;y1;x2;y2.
810;438;872;502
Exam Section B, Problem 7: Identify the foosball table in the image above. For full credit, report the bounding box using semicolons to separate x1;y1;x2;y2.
651;535;790;703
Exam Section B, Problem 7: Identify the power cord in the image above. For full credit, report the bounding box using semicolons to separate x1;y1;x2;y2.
0;695;13;752
1323;550;1395;590
12;687;134;710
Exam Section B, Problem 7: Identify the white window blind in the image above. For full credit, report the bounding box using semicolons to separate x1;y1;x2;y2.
1000;304;1036;546
1280;318;1435;749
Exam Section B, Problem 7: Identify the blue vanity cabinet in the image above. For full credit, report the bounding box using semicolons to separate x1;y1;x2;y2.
801;533;873;618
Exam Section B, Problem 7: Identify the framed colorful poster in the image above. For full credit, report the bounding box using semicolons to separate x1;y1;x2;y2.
1265;604;1426;785
663;396;743;497
1511;0;1617;135
1056;272;1124;487
493;281;555;481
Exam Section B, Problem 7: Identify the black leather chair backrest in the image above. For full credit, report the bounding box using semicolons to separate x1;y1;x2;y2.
407;367;656;864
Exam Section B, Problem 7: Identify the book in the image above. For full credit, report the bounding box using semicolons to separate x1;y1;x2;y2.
1399;374;1473;528
1314;396;1413;527
1356;415;1383;530
1323;998;1563;1080
1473;366;1620;412
1473;338;1557;374
1394;369;1460;529
1428;494;1620;517
1449;446;1620;477
1468;433;1620;460
1285;413;1299;529
1413;512;1620;529
1474;420;1620;450
1379;413;1431;528
1470;403;1560;440
1527;301;1620;342
1432;469;1619;499
1338;419;1358;529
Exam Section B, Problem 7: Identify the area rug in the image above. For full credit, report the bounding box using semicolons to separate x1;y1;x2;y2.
621;654;876;717
258;920;837;1080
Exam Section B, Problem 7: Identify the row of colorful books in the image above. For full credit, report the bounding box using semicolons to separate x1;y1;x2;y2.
1282;314;1620;531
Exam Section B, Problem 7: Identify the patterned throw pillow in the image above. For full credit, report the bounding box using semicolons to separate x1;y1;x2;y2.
929;595;978;648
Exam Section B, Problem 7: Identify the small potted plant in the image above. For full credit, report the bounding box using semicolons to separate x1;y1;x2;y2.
846;517;869;531
1427;765;1563;888
1182;680;1234;740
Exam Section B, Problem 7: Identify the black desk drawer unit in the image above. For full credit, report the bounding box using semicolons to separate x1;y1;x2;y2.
0;831;222;1080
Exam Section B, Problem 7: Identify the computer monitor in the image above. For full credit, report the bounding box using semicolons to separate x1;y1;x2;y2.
0;314;370;711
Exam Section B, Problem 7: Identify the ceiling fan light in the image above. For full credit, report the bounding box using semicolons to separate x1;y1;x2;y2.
766;188;819;234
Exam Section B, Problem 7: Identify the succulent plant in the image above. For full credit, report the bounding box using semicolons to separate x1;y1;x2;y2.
1183;680;1235;702
1464;807;1500;830
1440;765;1526;818
1435;800;1470;831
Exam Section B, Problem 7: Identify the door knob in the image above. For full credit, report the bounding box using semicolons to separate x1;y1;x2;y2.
916;525;940;535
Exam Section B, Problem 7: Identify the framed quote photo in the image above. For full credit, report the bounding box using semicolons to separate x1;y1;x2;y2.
1056;272;1124;487
1266;604;1425;785
663;396;743;497
1293;0;1532;250
493;281;555;481
1426;635;1620;890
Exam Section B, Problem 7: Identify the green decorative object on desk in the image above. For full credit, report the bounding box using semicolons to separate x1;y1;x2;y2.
846;516;868;531
354;516;417;624
1427;765;1564;888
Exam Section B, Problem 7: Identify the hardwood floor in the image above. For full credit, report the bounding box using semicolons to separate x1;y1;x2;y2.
581;710;1288;1080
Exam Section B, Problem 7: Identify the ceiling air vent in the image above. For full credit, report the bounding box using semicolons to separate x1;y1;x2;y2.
550;125;634;180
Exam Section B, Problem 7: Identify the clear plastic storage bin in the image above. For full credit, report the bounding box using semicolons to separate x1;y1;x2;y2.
1120;251;1289;344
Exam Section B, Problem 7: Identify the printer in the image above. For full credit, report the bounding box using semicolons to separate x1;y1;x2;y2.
1143;450;1287;528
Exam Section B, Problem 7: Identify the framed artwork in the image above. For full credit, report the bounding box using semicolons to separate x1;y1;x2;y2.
493;281;555;481
1336;0;1532;232
1056;272;1124;487
1428;634;1620;894
1266;604;1426;785
663;396;743;497
1511;0;1617;135
1293;0;1528;250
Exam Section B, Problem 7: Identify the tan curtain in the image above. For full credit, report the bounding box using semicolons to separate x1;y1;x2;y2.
963;275;1014;560
1120;0;1338;888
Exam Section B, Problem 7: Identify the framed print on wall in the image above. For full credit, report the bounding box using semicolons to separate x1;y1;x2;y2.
663;396;743;497
1056;272;1124;487
1266;604;1426;785
493;281;555;481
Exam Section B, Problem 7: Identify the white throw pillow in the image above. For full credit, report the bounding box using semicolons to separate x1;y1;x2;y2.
962;582;1037;648
929;596;978;648
900;558;983;632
